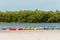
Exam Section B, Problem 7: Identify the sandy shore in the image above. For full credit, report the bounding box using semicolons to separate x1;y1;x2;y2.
0;30;60;40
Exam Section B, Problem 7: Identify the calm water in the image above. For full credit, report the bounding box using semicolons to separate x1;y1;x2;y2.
0;23;60;28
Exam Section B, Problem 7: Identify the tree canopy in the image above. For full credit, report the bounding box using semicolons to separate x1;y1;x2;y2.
0;10;60;23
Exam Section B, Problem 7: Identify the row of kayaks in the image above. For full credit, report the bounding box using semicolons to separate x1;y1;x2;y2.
1;27;37;31
1;27;60;31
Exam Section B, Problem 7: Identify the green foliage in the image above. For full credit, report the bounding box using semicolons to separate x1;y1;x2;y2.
0;10;60;23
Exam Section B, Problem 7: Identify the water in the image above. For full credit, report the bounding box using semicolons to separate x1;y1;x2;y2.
0;23;60;28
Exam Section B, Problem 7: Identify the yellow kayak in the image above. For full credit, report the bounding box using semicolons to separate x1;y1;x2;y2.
25;27;31;30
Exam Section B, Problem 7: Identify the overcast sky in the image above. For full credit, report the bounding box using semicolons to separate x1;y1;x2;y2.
0;0;60;11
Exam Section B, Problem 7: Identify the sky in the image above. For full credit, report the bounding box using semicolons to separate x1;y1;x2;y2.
0;0;60;11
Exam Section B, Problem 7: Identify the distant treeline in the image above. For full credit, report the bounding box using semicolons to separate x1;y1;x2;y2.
0;10;60;23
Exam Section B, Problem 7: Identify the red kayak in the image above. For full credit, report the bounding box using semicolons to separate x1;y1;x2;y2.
9;28;17;30
18;28;23;30
2;28;8;30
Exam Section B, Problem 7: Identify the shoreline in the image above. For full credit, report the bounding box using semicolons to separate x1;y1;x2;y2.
0;22;60;24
